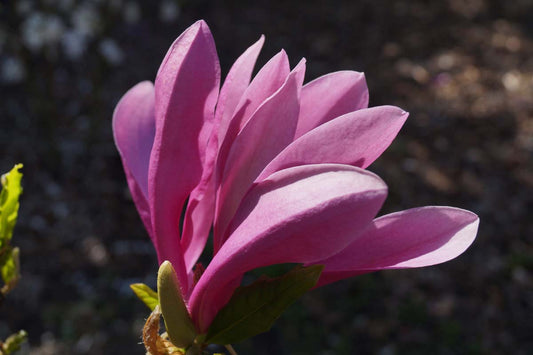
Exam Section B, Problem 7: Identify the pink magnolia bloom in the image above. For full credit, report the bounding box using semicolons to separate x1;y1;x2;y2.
113;20;478;333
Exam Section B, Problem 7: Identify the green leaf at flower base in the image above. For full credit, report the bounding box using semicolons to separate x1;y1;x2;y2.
0;164;23;249
158;261;198;349
130;283;159;311
205;264;324;345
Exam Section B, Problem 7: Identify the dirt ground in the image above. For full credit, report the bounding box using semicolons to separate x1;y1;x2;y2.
0;1;531;354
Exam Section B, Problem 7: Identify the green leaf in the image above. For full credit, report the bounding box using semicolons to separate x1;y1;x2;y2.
0;164;23;249
205;264;324;345
130;283;159;311
2;330;27;354
0;247;20;292
157;261;197;348
247;262;298;279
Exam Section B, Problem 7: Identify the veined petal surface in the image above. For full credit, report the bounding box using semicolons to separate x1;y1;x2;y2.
216;36;265;147
190;164;388;331
259;106;409;180
213;60;306;250
112;81;155;237
215;50;290;185
180;36;266;272
316;206;479;286
295;70;369;138
150;20;220;293
113;81;155;200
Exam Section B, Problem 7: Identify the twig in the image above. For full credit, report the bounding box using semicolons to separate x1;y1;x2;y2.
224;344;237;355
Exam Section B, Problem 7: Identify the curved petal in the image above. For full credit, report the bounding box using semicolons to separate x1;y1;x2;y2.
215;50;290;186
316;206;479;287
150;20;221;293
121;164;154;239
216;36;265;148
225;49;290;141
213;60;306;251
112;81;155;237
295;71;368;138
180;36;266;272
258;106;408;180
113;81;155;199
181;177;215;273
190;164;388;331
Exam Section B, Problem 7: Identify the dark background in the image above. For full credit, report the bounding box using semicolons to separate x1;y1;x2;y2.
0;0;532;354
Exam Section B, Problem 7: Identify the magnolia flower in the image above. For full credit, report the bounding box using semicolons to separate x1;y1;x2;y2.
113;20;478;336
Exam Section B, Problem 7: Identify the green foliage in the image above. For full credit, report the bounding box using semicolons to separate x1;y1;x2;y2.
157;261;197;349
130;283;158;311
205;264;323;345
0;165;26;353
0;165;23;295
0;164;23;249
1;330;27;355
0;247;20;295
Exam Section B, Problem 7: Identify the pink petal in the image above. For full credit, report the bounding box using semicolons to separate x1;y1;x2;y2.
316;206;479;286
216;36;265;148
122;164;154;239
150;20;220;294
215;50;290;186
213;60;306;251
180;178;215;274
112;81;155;237
258;106;408;180
179;37;266;272
190;164;388;331
113;81;155;199
295;71;369;139
224;50;290;140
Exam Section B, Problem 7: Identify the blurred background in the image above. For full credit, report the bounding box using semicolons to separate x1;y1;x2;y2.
0;0;532;354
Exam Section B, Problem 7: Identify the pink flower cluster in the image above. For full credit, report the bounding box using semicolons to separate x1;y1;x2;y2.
113;20;478;332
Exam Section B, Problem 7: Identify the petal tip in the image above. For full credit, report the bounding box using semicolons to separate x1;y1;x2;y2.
194;19;208;28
